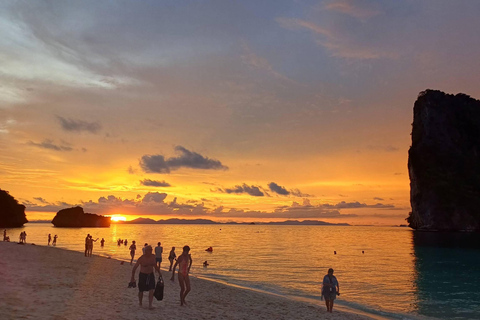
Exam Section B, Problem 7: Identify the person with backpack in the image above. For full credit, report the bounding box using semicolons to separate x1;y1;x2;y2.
321;268;340;313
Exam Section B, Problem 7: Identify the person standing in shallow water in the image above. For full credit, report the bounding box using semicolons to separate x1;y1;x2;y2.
155;242;163;269
321;268;340;313
171;245;193;306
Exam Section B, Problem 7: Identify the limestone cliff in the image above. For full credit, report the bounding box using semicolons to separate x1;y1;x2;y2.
52;206;110;227
0;189;28;227
408;90;480;231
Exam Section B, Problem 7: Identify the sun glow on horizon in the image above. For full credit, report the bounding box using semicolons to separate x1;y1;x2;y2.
110;216;127;222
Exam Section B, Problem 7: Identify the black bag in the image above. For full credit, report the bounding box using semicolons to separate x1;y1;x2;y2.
154;274;164;301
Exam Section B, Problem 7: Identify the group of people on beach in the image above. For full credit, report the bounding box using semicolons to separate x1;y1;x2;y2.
47;233;58;246
117;238;128;246
130;243;192;309
19;231;27;243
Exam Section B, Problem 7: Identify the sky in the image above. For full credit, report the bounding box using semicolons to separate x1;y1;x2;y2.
2;0;480;224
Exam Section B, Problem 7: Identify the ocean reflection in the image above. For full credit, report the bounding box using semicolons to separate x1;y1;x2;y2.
412;231;480;319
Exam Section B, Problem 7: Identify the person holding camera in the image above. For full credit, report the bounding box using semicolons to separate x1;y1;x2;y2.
321;268;340;313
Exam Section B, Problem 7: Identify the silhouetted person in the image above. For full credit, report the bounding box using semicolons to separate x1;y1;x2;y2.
203;260;209;267
168;247;176;271
124;239;128;246
171;245;193;306
3;229;6;241
85;234;91;256
129;240;137;265
321;268;340;313
155;242;163;268
100;238;105;247
130;245;160;309
142;243;148;255
52;235;58;245
86;235;98;257
48;234;52;246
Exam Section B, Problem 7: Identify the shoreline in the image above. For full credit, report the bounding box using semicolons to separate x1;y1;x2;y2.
0;241;388;320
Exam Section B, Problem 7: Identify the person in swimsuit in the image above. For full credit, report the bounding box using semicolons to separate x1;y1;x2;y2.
129;240;137;265
170;245;193;306
86;235;98;257
84;234;91;256
130;245;160;309
155;242;163;269
321;268;340;313
168;247;176;271
48;234;52;246
52;235;58;245
100;238;105;247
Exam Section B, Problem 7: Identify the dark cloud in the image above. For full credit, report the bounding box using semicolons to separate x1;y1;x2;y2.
28;139;73;151
142;192;168;203
373;197;384;201
57;116;101;133
224;184;264;197
322;201;395;209
140;146;228;174
290;188;313;197
140;179;171;187
268;182;289;195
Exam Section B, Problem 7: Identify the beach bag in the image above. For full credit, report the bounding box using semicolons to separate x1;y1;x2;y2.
154;274;164;301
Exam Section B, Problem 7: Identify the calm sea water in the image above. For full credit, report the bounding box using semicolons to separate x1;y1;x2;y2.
5;224;480;319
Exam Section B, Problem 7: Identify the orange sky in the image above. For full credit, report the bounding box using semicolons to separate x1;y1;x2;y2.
2;1;480;225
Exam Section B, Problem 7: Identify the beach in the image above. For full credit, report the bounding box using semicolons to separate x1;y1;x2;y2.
0;241;379;320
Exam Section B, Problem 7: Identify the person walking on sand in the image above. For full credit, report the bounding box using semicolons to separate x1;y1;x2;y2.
52;235;58;245
168;247;176;271
48;233;52;246
321;268;340;313
130;245;160;310
155;242;163;269
129;240;137;265
171;245;193;306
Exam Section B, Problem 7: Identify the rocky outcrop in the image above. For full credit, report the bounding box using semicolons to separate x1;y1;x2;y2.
408;90;480;231
52;206;110;227
0;189;28;227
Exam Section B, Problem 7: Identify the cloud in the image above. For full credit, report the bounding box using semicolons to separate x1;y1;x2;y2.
57;116;101;133
28;139;73;151
23;193;398;221
140;146;228;174
268;182;290;195
140;179;171;187
367;145;399;152
324;0;381;20
373;197;384;201
224;183;264;197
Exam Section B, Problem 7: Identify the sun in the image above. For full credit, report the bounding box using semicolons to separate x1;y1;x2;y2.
110;216;127;222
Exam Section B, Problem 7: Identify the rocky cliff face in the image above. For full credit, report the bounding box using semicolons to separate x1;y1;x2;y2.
0;189;28;227
52;206;110;227
408;90;480;231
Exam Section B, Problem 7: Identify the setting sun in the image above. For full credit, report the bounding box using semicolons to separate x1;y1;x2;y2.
110;216;127;222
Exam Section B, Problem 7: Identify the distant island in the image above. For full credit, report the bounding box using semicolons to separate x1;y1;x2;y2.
408;90;480;231
52;206;110;228
117;217;349;226
0;189;28;228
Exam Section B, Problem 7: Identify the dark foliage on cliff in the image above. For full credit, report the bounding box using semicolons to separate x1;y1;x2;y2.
408;90;480;231
52;206;110;227
0;189;28;227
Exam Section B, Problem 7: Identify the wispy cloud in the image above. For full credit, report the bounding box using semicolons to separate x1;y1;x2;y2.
140;179;171;187
57;116;101;134
28;139;73;151
324;0;381;20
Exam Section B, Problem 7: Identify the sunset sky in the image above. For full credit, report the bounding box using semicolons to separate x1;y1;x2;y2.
2;0;480;224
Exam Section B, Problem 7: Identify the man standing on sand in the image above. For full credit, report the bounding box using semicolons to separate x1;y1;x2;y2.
170;245;193;306
48;234;51;245
131;245;160;310
155;242;163;268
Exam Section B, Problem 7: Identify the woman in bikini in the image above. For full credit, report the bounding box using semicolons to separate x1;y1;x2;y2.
130;245;160;309
170;245;193;306
129;240;137;265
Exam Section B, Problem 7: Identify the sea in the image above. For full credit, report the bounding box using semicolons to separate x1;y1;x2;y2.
5;223;480;320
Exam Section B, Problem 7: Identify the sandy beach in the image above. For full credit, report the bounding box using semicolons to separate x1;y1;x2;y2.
0;241;381;320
